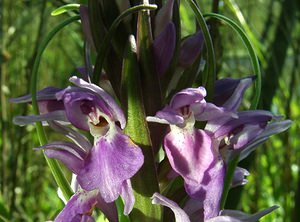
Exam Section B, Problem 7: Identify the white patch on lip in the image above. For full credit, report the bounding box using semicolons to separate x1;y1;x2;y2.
88;109;111;141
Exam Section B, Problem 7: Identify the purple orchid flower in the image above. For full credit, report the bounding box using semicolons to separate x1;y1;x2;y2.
147;78;291;219
206;76;293;162
12;76;144;216
147;87;234;219
151;192;278;222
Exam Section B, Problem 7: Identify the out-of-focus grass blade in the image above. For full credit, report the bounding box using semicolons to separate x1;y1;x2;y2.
223;0;266;66
51;4;80;16
0;198;9;222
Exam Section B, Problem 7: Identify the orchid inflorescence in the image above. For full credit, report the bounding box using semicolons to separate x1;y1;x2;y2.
11;0;292;221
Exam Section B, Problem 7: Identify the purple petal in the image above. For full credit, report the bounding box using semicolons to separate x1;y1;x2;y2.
13;110;68;126
170;87;207;109
151;192;191;222
39;142;86;173
178;31;204;68
164;127;215;186
192;102;237;122
69;76;126;129
231;167;249;188
120;180;135;215
48;121;92;152
10;87;65;114
77;129;143;207
185;159;225;220
214;77;253;111
208;110;276;139
229;124;265;149
154;0;174;37
164;125;225;218
237;120;292;161
151;106;184;125
55;190;98;222
153;22;176;76
219;205;279;222
10;87;62;103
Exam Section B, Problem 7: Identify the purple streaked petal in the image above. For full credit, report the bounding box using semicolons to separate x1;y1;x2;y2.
38;142;86;173
219;205;279;222
185;159;225;220
231;167;249;188
13;110;68;126
151;192;191;222
229;124;264;149
55;190;98;222
77;129;143;206
237;120;293;161
69;76;126;129
48;121;92;151
37;141;87;160
154;0;174;37
214;77;253;111
120;180;135;215
164;127;215;185
191;102;237;121
170;87;206;109
209;110;276;138
178;31;204;68
153;22;176;76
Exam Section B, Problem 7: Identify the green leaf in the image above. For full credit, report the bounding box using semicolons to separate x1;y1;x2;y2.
51;4;80;16
203;13;261;110
115;197;131;222
121;35;161;222
30;16;80;201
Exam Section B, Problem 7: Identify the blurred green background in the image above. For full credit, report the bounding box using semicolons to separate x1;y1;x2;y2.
0;0;299;221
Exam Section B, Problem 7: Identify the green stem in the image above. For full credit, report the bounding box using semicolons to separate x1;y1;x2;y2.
115;197;131;222
203;13;261;109
185;0;216;101
30;15;80;200
220;154;240;209
92;3;157;84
